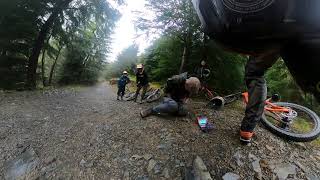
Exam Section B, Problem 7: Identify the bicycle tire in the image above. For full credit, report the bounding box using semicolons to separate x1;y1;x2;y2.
124;92;136;101
261;102;320;142
146;89;162;103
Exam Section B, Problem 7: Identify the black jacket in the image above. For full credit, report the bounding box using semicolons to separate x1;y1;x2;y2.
136;71;148;86
165;72;189;102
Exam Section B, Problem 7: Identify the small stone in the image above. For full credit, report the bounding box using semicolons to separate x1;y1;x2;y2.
314;155;320;161
265;145;274;151
136;175;149;180
162;168;170;178
252;160;262;180
193;156;213;180
306;174;320;180
143;154;153;161
274;163;296;180
147;159;157;173
16;143;23;148
184;147;191;152
157;144;166;150
248;153;259;162
154;163;161;174
80;159;86;167
222;172;240;180
232;150;243;167
123;171;130;180
295;142;307;150
4;148;40;180
294;161;306;173
85;162;94;168
131;155;143;160
44;156;56;165
259;159;269;169
160;128;168;133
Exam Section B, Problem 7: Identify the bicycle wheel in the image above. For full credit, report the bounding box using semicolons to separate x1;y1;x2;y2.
146;89;162;103
261;102;320;142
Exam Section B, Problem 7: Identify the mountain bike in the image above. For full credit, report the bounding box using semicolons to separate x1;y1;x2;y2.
145;87;165;103
199;86;217;101
123;86;155;101
208;92;320;142
123;90;136;101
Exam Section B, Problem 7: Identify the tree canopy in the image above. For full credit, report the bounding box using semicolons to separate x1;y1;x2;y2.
0;0;121;89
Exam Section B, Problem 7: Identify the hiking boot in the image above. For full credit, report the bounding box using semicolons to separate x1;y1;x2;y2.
240;130;255;143
140;108;153;118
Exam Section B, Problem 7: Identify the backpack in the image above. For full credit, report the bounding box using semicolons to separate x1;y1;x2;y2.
165;72;188;93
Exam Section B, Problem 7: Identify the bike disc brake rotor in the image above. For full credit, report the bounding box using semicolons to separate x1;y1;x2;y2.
280;108;298;122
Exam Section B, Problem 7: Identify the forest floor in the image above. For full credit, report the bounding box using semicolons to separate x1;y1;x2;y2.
0;83;319;180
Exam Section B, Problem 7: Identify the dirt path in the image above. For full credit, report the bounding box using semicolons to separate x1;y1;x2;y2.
0;83;319;179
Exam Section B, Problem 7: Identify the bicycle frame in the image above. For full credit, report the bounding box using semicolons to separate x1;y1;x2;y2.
200;82;216;100
203;87;215;100
242;92;290;113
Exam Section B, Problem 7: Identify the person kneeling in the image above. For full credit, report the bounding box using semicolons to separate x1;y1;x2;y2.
140;73;201;118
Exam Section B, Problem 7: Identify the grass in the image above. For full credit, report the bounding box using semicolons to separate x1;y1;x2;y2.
291;117;314;133
311;138;320;147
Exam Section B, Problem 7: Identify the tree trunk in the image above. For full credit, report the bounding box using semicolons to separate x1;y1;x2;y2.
41;37;51;87
201;34;209;61
179;0;193;74
179;46;187;74
41;49;46;87
26;0;73;89
48;46;63;85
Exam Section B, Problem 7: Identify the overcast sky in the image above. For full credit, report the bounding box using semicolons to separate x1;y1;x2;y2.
108;0;155;62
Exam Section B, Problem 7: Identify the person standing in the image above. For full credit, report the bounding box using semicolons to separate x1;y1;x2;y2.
134;64;149;103
194;60;211;82
117;71;130;100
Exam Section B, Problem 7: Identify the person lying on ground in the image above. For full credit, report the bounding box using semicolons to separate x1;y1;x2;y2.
140;72;201;118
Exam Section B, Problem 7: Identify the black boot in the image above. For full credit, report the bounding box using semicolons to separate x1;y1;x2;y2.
121;96;123;100
140;108;154;118
117;96;120;100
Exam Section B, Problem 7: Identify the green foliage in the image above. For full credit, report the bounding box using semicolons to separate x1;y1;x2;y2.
140;35;246;94
134;0;246;94
106;44;139;78
266;59;320;114
0;0;121;89
0;55;27;89
266;60;302;101
143;37;183;81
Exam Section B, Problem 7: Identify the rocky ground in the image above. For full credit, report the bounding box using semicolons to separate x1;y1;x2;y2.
0;83;319;180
